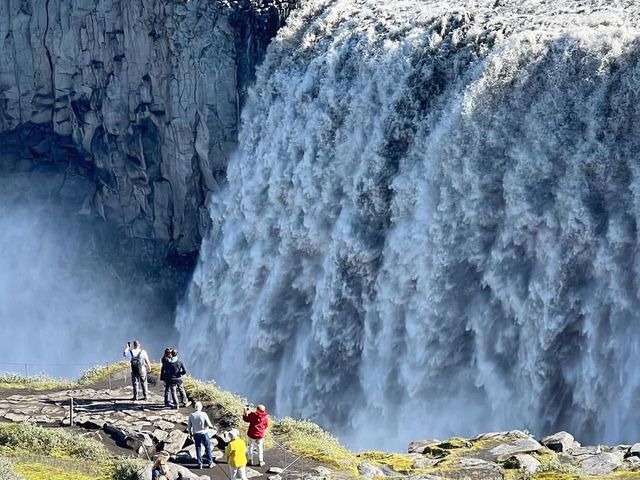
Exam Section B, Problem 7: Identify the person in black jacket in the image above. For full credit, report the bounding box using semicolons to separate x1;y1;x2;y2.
160;348;174;408
165;348;190;409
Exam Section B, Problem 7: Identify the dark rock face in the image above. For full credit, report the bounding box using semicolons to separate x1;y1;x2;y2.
0;0;298;262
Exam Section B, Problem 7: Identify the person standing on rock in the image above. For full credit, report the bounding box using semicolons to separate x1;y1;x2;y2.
123;340;151;401
243;404;269;466
225;429;248;480
165;348;189;409
160;348;174;408
188;401;214;469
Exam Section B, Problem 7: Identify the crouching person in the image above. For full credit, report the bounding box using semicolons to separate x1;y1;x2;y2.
188;402;214;469
225;429;248;480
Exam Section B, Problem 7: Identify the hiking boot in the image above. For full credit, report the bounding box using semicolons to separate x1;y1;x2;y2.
260;461;265;467
181;401;191;407
197;464;203;469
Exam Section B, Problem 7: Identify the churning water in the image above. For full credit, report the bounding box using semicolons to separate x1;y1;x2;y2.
178;0;640;449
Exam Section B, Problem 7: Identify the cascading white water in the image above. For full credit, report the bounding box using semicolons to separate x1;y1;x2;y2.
178;0;640;449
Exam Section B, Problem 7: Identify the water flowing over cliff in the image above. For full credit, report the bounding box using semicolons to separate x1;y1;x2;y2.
178;0;640;449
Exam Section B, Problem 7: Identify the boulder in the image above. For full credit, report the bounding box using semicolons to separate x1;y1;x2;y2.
489;437;543;462
625;456;640;471
627;443;640;459
472;431;530;442
412;456;442;469
408;439;441;454
245;467;262;478
503;454;541;474
136;462;210;480
571;445;601;458
541;431;578;452
439;437;471;449
267;467;284;474
160;430;189;455
313;466;332;476
152;429;169;442
457;458;501;471
104;423;128;444
156;420;175;431
358;462;387;478
579;452;623;476
125;431;155;456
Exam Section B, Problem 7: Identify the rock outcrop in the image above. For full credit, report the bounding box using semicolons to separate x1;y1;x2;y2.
0;0;298;260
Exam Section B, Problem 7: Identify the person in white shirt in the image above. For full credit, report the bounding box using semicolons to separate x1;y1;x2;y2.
188;401;214;469
123;340;151;401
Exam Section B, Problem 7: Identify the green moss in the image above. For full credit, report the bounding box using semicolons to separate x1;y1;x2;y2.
357;451;416;473
13;462;104;480
530;474;582;480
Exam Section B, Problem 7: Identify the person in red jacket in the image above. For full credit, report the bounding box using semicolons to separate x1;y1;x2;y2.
242;404;269;466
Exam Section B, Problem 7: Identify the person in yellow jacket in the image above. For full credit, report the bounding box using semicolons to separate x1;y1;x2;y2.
224;429;248;480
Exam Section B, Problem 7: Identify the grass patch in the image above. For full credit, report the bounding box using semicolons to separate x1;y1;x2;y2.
0;372;74;391
357;451;415;473
0;425;143;480
13;462;103;480
77;362;130;386
0;362;130;392
272;417;357;473
181;375;247;426
0;424;110;461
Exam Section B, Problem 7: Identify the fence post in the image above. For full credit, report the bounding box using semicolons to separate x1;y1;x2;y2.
24;364;30;393
69;396;74;426
107;363;112;391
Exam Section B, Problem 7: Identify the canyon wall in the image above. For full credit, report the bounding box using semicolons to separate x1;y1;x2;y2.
0;0;297;262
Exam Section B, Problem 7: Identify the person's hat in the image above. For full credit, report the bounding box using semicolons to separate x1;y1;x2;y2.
257;404;266;412
194;401;203;411
229;428;240;439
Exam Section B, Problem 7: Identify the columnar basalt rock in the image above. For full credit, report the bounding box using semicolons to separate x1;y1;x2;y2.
0;0;298;259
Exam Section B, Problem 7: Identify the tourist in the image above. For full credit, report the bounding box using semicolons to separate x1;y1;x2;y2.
243;404;269;466
187;401;214;469
225;429;248;480
152;456;173;480
165;348;189;409
123;340;151;401
160;348;173;407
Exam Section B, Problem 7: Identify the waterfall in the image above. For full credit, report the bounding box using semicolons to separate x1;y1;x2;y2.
177;0;640;449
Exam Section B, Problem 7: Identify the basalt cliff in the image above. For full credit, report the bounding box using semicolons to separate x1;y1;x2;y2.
0;0;297;268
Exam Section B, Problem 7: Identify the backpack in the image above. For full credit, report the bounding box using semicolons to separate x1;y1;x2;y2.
131;351;143;376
